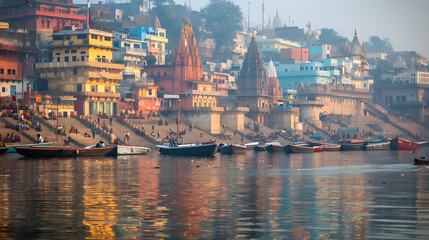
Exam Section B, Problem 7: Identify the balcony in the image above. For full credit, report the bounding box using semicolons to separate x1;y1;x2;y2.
75;92;121;98
88;72;122;81
185;89;222;96
0;74;21;81
120;47;147;56
37;61;124;71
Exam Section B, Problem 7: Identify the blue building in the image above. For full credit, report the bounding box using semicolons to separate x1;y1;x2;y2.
276;58;344;91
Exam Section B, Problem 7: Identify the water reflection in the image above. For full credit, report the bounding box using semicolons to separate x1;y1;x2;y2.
0;149;429;239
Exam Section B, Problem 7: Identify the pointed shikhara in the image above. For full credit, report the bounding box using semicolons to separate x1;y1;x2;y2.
266;59;283;100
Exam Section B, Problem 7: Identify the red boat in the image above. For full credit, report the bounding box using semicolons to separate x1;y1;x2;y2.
314;146;324;152
390;137;419;150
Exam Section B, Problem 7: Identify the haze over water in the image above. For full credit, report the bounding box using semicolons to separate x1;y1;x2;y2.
1;150;429;239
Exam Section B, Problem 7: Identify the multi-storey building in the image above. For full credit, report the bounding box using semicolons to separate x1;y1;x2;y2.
130;19;168;65
0;23;36;104
113;38;147;82
37;28;124;116
0;0;86;49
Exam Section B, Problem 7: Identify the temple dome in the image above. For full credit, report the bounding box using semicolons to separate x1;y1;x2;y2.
272;10;282;28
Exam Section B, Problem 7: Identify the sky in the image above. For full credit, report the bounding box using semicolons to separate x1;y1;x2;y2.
77;0;429;58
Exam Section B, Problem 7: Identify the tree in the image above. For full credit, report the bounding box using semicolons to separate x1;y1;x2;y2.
152;0;181;52
363;36;394;53
200;0;243;56
319;28;349;46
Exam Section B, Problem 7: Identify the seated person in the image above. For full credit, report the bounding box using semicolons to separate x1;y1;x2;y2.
95;141;106;148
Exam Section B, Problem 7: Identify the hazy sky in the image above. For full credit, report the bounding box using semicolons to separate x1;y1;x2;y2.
78;0;429;58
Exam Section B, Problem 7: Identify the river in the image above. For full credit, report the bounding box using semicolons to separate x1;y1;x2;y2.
1;148;429;239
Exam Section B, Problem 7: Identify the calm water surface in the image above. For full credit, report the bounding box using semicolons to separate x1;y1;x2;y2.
1;148;429;239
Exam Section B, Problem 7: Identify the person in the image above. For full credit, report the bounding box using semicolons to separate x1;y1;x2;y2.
124;131;130;144
169;136;176;147
109;117;113;125
157;130;160;138
63;134;69;145
35;122;42;132
91;129;96;139
36;134;44;143
44;137;48;143
96;141;105;148
165;118;168;126
200;131;203;138
97;117;100;126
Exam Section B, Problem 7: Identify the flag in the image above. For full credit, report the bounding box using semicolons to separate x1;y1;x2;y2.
25;0;32;7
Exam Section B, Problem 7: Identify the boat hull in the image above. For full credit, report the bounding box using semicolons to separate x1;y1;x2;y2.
219;145;233;155
231;145;246;154
322;144;341;151
390;137;419;150
15;146;115;158
415;158;429;164
112;145;149;156
340;143;364;151
6;143;54;153
290;144;315;153
363;142;390;151
254;145;266;151
266;144;284;152
157;143;218;156
0;147;8;155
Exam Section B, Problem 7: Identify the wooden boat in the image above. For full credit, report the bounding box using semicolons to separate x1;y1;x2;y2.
244;142;259;150
219;144;246;154
6;142;54;153
110;145;150;156
340;140;365;151
290;144;315;153
15;146;115;158
232;144;246;154
314;146;324;152
415;157;429;164
390;137;419;150
266;142;284;152
362;142;390;151
157;142;218;156
254;145;266;151
321;144;341;151
0;147;8;155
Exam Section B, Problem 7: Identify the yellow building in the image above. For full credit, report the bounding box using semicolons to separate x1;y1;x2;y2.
37;28;124;116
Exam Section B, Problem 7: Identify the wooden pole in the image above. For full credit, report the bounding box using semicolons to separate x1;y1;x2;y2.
177;99;181;141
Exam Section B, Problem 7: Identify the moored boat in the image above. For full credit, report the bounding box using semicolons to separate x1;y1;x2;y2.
111;145;150;156
15;146;115;158
244;142;259;150
0;147;8;155
340;140;365;151
321;144;341;151
290;144;315;153
266;142;284;152
219;144;233;154
362;142;390;151
254;145;266;151
415;157;429;164
314;146;324;152
157;142;218;156
6;142;54;153
390;137;419;150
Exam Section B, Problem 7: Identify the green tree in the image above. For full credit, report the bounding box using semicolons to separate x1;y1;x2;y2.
363;36;394;53
200;0;243;56
319;28;349;45
152;0;181;53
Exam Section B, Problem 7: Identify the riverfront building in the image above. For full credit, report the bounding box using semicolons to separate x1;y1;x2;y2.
130;18;168;65
37;28;124;116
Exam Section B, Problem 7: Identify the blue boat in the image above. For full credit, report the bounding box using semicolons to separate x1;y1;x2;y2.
157;142;218;156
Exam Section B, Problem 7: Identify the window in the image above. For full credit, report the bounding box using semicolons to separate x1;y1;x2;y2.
77;84;82;92
2;87;5;92
91;35;98;40
72;56;76;62
73;67;78;75
105;37;111;41
53;36;63;40
12;69;15;75
80;51;85;54
134;44;140;49
65;56;69;62
77;34;87;39
0;69;3;74
65;50;69;53
57;57;60;62
91;85;97;92
65;36;70;40
71;49;77;53
149;89;152;95
7;69;11;74
81;56;85;61
56;52;60;55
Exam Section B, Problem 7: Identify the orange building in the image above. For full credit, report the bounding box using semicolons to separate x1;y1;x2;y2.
142;24;221;109
0;0;86;44
280;48;308;61
134;81;161;116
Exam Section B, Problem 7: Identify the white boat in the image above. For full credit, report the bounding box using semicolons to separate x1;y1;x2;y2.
116;145;150;155
244;142;259;150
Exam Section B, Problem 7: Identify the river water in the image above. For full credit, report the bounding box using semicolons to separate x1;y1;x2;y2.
1;148;429;239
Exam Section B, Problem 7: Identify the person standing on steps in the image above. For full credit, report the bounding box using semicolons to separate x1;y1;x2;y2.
91;129;96;139
109;116;113;125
